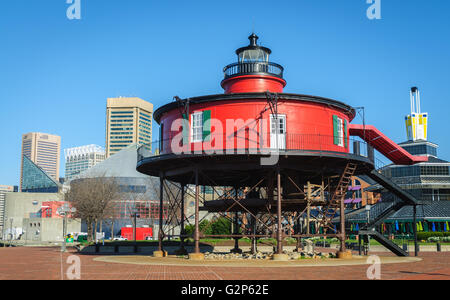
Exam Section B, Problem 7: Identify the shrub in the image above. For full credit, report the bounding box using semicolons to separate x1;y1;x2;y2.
184;219;212;237
427;236;450;243
210;217;232;236
417;232;450;241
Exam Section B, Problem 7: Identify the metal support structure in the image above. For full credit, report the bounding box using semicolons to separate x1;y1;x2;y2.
194;168;200;254
179;183;186;252
339;189;346;253
231;212;242;253
306;184;311;235
266;91;279;117
250;213;257;254
158;174;164;252
147;158;419;258
231;187;242;254
358;234;362;256
276;168;283;254
174;96;190;119
295;215;302;251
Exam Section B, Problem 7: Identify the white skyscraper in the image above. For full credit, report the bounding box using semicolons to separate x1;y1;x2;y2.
64;145;106;182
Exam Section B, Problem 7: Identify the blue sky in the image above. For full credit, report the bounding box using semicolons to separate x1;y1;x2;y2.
0;0;449;186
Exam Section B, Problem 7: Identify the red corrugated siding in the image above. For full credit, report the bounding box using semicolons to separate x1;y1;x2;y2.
160;99;350;154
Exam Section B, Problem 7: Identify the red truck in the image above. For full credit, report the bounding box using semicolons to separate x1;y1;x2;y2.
120;227;153;241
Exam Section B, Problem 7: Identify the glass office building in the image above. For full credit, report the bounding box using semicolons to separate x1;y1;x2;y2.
21;156;60;193
105;97;153;158
20;132;61;190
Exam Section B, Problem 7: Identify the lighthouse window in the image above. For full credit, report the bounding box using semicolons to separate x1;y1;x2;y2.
191;112;203;143
333;115;344;147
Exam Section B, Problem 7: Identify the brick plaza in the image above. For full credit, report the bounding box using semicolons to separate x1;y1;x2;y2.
0;247;449;280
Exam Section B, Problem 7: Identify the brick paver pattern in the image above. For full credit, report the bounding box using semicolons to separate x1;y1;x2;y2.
0;247;449;280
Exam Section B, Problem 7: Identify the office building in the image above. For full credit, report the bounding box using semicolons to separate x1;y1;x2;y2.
105;97;153;157
64;144;105;182
0;185;17;239
20;132;61;190
3;192;80;242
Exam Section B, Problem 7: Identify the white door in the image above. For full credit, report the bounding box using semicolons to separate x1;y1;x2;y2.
270;114;286;150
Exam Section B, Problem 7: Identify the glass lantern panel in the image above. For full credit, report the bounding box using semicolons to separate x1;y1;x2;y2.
239;49;269;63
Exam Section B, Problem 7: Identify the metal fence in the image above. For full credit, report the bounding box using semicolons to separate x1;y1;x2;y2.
223;62;284;79
137;133;373;162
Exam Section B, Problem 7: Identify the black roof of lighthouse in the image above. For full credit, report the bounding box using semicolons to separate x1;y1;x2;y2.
235;33;272;56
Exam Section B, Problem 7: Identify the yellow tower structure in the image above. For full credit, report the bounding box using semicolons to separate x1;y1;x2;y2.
405;87;428;141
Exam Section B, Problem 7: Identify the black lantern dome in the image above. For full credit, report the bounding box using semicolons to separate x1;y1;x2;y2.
223;33;284;80
235;33;272;63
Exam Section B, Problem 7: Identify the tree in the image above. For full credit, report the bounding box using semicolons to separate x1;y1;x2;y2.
211;217;232;236
65;176;120;242
185;220;212;237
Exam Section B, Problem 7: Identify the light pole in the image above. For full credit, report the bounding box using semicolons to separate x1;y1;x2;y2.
1;215;5;246
365;205;371;253
9;218;13;247
57;203;76;252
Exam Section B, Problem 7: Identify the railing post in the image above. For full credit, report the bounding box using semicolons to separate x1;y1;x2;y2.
353;141;361;156
367;144;375;162
413;204;418;257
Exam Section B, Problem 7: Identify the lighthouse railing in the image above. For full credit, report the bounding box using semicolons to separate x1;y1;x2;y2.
223;62;284;79
137;133;374;162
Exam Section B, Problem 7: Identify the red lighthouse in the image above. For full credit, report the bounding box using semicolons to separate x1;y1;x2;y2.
221;33;286;94
137;34;427;259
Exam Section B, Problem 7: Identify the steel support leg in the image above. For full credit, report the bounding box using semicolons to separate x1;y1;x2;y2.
194;169;200;254
277;168;283;254
231;212;242;254
339;191;346;253
413;204;418;257
176;184;187;255
231;188;242;254
358;234;362;256
158;175;164;252
296;216;302;252
251;214;257;254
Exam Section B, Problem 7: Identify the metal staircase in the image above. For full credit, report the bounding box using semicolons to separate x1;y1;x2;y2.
321;163;357;231
357;169;419;256
359;230;409;257
366;170;417;206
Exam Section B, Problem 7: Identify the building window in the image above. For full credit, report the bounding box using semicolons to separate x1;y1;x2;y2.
333;115;344;147
191;112;203;142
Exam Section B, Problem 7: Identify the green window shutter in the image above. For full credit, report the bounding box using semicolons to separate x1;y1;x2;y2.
344;119;348;148
203;110;211;142
332;115;339;145
182;114;189;145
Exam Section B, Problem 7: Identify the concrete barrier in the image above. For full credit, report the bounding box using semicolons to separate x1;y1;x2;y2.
137;246;156;254
98;246;115;254
118;246;135;254
80;246;97;254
